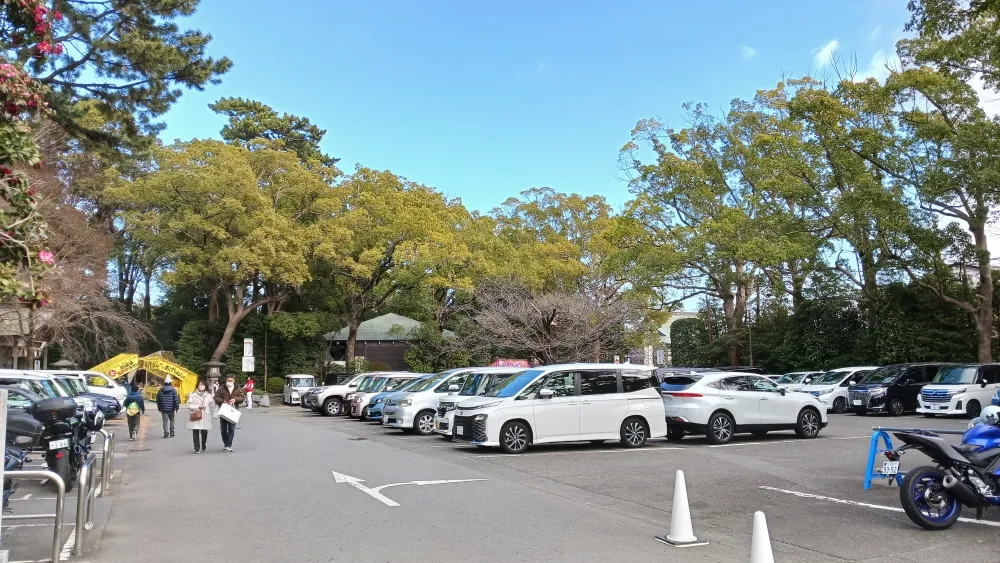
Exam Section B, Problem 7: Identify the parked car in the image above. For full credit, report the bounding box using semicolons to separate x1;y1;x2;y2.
307;372;384;416
716;366;766;375
847;363;953;416
916;364;1000;419
282;374;316;405
661;371;827;444
798;366;878;414
0;385;44;416
44;370;126;406
369;376;433;423
774;371;824;392
452;364;667;453
383;368;482;434
433;367;524;439
0;370;91;416
51;373;122;419
351;373;421;420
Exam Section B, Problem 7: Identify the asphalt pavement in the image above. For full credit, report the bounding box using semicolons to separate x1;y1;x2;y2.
85;403;1000;563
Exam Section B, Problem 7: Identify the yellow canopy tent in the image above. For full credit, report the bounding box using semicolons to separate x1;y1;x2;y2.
88;352;200;403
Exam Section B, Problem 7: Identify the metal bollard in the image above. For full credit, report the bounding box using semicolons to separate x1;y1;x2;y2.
4;469;66;563
74;454;97;556
97;429;114;497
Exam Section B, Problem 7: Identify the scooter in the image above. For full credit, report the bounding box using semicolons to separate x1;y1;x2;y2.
890;407;1000;529
29;397;103;492
3;412;44;510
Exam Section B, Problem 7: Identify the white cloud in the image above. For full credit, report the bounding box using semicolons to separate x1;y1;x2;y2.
813;39;840;68
858;49;900;82
739;45;757;60
867;26;881;42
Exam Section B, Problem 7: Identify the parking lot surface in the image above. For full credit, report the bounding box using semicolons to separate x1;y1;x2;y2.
90;405;998;563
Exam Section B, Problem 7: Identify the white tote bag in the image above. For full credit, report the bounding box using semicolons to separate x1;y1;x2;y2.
218;403;241;424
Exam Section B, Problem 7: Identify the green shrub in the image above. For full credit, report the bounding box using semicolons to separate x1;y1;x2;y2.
266;377;284;394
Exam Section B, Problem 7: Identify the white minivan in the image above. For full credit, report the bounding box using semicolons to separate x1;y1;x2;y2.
45;370;127;406
917;364;1000;418
452;364;667;454
798;366;878;414
433;367;524;440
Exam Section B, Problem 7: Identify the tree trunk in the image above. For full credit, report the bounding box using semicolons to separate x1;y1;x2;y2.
344;315;360;365
972;224;994;362
142;268;153;321
210;313;242;362
208;287;219;324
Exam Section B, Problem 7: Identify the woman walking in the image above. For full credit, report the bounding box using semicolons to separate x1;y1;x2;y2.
123;384;144;441
186;380;213;453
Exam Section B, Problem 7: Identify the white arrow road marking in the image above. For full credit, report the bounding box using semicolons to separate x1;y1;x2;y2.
760;486;1000;528
332;471;486;507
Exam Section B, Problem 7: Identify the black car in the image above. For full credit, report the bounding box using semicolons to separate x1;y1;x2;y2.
0;385;45;416
847;363;953;416
51;375;121;419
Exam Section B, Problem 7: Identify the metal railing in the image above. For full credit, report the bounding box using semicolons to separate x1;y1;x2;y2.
871;425;967;435
3;469;66;563
73;453;98;556
97;429;115;497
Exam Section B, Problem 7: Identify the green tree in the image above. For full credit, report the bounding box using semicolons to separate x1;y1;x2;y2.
109;139;334;363
902;0;1000;90
7;0;231;149
669;318;708;367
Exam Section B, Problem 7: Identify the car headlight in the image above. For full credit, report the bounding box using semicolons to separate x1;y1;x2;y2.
374;398;385;404
953;388;967;395
817;388;834;395
870;388;887;396
461;401;502;411
398;395;413;407
474;414;488;421
292;391;300;398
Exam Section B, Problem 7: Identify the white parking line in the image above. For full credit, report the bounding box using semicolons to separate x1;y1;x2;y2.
760;486;1000;527
2;523;75;529
708;436;869;448
465;446;683;459
60;527;75;560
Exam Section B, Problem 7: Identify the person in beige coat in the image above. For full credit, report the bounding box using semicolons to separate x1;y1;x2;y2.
186;380;214;454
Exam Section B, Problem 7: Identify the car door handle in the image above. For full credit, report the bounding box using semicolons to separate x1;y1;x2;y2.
723;396;734;400
581;401;592;405
566;402;578;406
760;397;768;401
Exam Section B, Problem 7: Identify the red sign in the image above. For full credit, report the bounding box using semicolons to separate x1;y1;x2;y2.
490;359;531;368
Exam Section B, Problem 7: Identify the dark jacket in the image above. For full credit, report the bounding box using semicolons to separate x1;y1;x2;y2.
124;391;145;415
156;384;180;413
214;384;246;411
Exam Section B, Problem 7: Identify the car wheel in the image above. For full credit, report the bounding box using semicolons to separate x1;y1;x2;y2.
795;408;821;439
620;417;649;448
666;427;686;442
889;398;905;417
413;410;436;435
967;400;982;419
707;412;735;444
500;421;530;454
321;398;342;417
832;397;847;414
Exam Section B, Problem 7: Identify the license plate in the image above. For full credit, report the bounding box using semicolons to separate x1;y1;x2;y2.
852;400;862;406
48;438;69;450
456;425;464;435
881;461;899;475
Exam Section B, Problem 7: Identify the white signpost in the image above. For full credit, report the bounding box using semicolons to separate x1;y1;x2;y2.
243;338;253;358
242;356;255;372
656;349;665;366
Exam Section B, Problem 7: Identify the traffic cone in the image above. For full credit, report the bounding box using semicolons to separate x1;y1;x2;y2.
750;511;775;563
655;470;709;547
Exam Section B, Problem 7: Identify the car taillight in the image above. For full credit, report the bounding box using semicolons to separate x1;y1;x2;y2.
667;392;703;398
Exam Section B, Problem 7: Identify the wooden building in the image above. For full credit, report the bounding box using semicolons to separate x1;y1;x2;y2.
324;313;455;371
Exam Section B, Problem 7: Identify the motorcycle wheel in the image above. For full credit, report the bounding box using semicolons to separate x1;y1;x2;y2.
45;451;74;492
900;466;961;530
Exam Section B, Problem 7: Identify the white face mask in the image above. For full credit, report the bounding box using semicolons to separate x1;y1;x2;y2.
226;382;234;390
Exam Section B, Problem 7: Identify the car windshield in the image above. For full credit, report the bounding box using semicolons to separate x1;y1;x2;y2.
776;373;806;384
288;377;313;388
812;371;848;385
407;372;455;393
54;379;79;397
356;377;382;392
458;372;498;396
369;377;395;393
65;378;89;394
485;369;541;398
388;378;422;393
933;366;979;385
860;365;906;384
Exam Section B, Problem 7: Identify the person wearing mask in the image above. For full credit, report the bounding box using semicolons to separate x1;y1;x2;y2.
186;380;213;454
244;376;255;409
156;377;180;439
123;384;145;441
213;375;245;452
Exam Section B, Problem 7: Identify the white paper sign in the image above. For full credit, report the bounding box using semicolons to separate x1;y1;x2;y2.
242;356;255;372
655;349;665;365
243;338;253;357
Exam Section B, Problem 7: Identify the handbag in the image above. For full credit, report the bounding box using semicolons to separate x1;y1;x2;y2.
218;402;241;424
189;408;203;422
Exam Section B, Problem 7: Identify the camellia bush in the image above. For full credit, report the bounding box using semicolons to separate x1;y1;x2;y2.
0;1;61;305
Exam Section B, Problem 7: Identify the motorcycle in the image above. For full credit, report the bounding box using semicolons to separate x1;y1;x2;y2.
28;396;103;492
890;407;1000;529
3;412;43;510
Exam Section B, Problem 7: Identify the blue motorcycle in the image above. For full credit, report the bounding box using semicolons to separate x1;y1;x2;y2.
891;410;1000;529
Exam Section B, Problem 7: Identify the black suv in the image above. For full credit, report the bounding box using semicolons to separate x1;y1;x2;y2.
847;363;953;416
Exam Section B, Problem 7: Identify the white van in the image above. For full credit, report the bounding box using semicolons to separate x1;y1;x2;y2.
283;374;316;405
383;368;482;434
452;364;667;454
917;364;1000;418
798;366;878;414
44;370;127;406
433;367;524;440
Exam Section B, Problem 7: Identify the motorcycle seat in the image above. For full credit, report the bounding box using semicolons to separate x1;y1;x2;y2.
955;444;980;454
963;448;1000;468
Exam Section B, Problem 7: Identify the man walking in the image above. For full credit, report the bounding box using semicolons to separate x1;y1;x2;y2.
213;375;245;452
156;377;180;438
244;376;255;409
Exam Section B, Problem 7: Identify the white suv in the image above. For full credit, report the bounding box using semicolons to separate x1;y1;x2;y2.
44;370;127;406
433;367;524;440
917;364;999;418
304;373;369;416
348;373;419;420
383;368;482;434
452;364;667;454
798;366;877;414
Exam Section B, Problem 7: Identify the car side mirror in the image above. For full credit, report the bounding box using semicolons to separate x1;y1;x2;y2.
386;386;394;392
538;389;554;399
779;389;786;396
448;384;459;392
348;383;357;388
804;378;812;384
849;381;856;386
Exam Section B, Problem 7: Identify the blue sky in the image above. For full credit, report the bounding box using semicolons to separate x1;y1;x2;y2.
162;0;910;215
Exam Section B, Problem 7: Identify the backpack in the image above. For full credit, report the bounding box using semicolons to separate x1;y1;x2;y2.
126;402;140;416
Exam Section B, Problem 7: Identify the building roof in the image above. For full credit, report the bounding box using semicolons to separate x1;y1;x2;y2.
0;308;52;337
323;313;456;342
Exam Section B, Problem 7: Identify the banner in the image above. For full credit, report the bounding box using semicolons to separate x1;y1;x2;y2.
490;359;531;368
